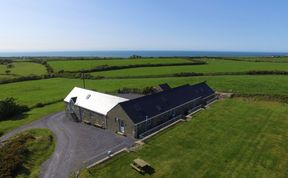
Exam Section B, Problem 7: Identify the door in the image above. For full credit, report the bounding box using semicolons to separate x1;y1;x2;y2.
119;120;125;133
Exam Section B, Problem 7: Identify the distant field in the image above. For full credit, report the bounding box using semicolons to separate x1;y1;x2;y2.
80;98;288;178
235;56;288;63
0;75;287;107
48;58;192;72
91;59;288;78
0;62;47;77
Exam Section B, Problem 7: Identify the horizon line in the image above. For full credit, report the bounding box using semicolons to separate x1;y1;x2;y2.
0;50;288;53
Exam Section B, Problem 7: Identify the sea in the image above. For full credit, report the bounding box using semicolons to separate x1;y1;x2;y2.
0;51;287;58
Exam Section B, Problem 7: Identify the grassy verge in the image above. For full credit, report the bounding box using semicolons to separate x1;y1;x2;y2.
80;98;288;178
0;102;63;134
0;128;55;178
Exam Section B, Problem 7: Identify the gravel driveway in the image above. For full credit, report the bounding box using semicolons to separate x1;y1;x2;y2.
0;111;135;178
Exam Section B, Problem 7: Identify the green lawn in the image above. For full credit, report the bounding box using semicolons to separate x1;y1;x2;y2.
48;58;192;72
0;102;63;134
90;59;288;78
0;76;287;107
0;62;47;77
80;98;288;178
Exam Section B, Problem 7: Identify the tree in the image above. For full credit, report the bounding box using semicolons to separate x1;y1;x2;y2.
5;70;11;75
6;64;14;69
0;98;29;120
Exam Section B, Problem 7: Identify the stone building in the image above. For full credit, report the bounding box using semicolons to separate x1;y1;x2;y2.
64;82;217;138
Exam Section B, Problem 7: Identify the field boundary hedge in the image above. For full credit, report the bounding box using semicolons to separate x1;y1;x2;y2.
90;70;288;79
60;61;207;73
219;57;288;63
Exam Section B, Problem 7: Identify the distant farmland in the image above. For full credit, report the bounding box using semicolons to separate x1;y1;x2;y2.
48;58;194;72
0;62;47;77
90;59;288;78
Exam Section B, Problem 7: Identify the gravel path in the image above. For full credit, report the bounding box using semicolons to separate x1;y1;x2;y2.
0;111;134;178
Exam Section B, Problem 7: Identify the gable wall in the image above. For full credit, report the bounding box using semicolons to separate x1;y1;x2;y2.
107;105;135;137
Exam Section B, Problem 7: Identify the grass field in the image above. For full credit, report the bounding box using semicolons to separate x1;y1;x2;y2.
0;102;63;134
48;58;192;72
0;74;15;80
90;59;288;78
235;57;288;63
0;62;47;77
80;98;288;178
0;75;287;107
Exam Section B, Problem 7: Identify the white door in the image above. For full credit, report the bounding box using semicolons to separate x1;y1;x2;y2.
119;120;125;133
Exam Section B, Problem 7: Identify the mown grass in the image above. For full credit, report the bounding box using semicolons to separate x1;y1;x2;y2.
5;128;55;178
0;76;287;107
90;59;288;78
48;58;192;72
80;98;288;178
0;62;47;77
0;102;63;134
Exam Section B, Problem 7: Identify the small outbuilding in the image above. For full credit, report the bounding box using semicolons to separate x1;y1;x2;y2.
64;82;217;138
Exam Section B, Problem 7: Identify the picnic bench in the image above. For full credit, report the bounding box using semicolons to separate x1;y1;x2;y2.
130;158;151;174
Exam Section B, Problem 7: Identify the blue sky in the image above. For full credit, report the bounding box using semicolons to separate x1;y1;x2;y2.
0;0;287;52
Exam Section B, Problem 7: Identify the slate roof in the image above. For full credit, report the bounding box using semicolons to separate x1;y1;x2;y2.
158;83;171;91
119;82;215;124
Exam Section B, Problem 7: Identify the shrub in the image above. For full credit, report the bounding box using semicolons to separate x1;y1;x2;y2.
5;70;11;75
0;98;29;121
142;86;156;95
0;59;12;65
35;102;45;108
6;64;14;69
0;133;34;178
117;87;142;94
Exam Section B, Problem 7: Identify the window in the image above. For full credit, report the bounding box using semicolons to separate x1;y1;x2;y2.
68;99;75;112
172;110;176;117
147;119;152;126
86;94;91;99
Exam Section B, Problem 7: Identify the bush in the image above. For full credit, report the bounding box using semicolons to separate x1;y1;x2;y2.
117;87;142;94
35;102;45;108
117;86;156;95
142;86;156;95
0;98;29;121
0;133;34;178
6;64;14;69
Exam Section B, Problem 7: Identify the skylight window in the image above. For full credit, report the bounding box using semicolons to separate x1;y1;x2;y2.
86;94;91;99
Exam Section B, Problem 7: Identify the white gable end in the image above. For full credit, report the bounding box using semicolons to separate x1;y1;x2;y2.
64;87;128;116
